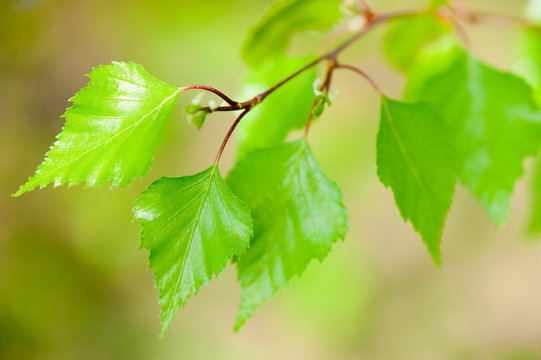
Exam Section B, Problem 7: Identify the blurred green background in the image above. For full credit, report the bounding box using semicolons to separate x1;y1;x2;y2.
2;0;541;359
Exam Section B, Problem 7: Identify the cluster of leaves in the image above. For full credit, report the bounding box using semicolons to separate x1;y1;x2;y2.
13;0;541;334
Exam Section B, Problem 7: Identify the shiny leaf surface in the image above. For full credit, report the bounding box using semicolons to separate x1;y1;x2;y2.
416;49;541;224
134;165;253;335
15;62;179;195
227;139;349;329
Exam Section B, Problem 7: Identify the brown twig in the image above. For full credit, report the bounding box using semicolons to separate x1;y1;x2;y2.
176;85;239;106
335;64;381;93
192;5;540;162
453;19;472;48
214;108;250;165
468;10;539;28
197;5;539;116
304;57;338;136
358;0;376;21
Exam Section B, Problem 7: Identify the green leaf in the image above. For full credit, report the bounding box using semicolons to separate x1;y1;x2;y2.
377;96;457;264
529;155;541;233
415;49;541;224
312;96;327;118
14;62;179;196
184;104;204;115
236;55;316;159
404;35;464;101
517;1;541;235
133;165;253;335
514;1;541;105
515;29;541;106
242;0;343;67
312;92;333;118
189;112;207;130
227;139;349;330
185;109;207;130
384;0;451;71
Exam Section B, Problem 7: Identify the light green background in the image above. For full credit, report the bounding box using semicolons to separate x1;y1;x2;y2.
1;0;541;359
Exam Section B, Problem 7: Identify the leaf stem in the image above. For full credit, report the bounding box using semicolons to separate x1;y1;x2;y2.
303;103;319;138
202;13;391;117
195;4;540;158
177;85;239;107
214;108;250;165
304;57;338;136
468;10;539;28
210;8;438;114
335;64;381;94
198;4;539;116
357;0;376;21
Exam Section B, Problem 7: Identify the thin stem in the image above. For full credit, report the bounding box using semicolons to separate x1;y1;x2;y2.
177;85;239;106
214;108;250;165
328;17;383;57
303;103;319;138
205;14;387;115
453;19;472;48
203;105;242;112
200;8;439;116
319;56;337;92
304;57;337;136
358;0;371;12
249;14;387;105
358;0;376;21
193;5;538;117
320;18;364;52
246;5;534;110
257;57;327;102
378;8;437;21
193;4;539;162
335;64;381;93
468;10;539;28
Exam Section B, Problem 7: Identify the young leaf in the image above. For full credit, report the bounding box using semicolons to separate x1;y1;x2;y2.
227;139;349;329
133;165;253;335
312;92;333;119
377;96;457;264
184;104;204;115
236;55;316;159
14;62;179;196
189;112;207;130
242;0;343;67
184;105;207;130
384;0;451;71
416;49;541;224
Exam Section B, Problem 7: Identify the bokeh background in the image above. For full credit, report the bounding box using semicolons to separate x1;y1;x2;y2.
2;0;541;359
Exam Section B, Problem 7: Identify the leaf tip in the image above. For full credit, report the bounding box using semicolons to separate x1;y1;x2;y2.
233;315;247;332
432;253;442;267
427;242;442;267
159;323;171;338
12;182;32;197
159;309;176;337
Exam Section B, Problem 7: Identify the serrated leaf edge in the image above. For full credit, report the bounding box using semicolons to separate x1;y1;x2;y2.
134;165;254;336
13;63;180;197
